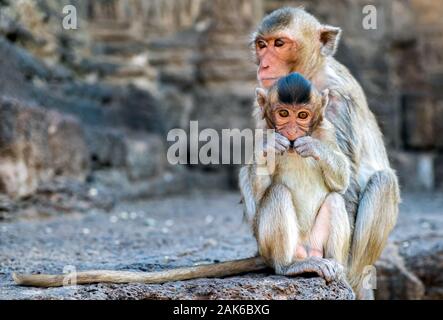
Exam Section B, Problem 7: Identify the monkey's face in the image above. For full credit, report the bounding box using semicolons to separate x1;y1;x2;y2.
254;35;298;89
253;8;342;89
270;105;313;142
256;73;328;145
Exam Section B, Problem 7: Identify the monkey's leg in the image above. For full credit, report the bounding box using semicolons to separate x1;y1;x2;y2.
323;193;351;266
349;169;400;299
256;184;299;274
281;193;349;283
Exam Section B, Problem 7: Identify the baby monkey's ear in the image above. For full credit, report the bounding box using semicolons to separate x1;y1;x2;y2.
255;88;267;110
320;89;330;116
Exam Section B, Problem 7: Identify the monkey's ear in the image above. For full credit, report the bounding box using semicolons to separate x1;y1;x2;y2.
319;25;342;56
320;89;330;116
255;88;267;109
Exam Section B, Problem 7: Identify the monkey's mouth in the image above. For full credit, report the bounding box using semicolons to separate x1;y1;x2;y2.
259;77;280;88
288;140;296;153
259;77;280;82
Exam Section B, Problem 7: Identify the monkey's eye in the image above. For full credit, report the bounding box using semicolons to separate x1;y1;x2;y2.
274;39;285;47
256;40;267;49
278;110;289;118
298;111;309;120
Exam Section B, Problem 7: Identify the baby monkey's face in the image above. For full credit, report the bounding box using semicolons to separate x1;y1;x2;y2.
270;103;314;142
256;72;328;144
256;87;326;143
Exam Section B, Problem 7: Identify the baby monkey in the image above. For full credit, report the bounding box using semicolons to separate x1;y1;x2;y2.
242;72;352;281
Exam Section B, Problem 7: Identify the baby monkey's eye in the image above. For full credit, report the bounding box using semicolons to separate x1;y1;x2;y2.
278;110;289;117
298;111;309;119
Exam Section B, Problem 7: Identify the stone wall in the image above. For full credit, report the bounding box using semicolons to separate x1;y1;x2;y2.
1;0;442;196
126;0;443;191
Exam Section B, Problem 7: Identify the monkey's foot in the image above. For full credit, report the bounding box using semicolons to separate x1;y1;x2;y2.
282;257;345;283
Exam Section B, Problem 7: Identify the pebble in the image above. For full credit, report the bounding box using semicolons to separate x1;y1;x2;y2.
163;173;173;183
144;218;156;227
130;212;138;220
206;238;218;246
205;215;214;224
88;188;98;197
421;221;431;229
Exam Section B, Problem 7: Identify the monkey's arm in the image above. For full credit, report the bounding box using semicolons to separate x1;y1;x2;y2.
239;165;259;222
317;145;350;193
239;163;272;224
239;130;289;223
293;136;350;193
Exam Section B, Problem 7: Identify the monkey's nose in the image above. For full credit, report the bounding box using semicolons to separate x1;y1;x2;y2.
289;140;295;148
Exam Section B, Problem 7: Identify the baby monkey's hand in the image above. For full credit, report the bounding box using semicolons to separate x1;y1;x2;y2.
263;132;291;156
292;136;323;161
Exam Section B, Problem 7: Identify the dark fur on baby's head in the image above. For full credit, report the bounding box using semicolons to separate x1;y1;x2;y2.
276;72;312;105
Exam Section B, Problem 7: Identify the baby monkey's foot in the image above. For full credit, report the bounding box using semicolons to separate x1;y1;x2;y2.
282;257;345;283
295;245;324;259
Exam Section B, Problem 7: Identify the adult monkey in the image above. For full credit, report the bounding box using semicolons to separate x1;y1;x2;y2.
240;7;400;299
13;7;399;300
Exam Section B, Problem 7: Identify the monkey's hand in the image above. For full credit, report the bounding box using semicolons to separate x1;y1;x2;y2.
282;257;345;283
294;136;350;193
292;136;323;161
262;132;291;156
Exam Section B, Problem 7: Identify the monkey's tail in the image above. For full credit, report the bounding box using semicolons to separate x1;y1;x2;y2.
13;257;266;287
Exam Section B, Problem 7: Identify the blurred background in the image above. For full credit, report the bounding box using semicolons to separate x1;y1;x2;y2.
1;0;442;198
0;0;442;300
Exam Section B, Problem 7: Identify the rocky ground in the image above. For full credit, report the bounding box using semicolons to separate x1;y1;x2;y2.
0;191;442;300
376;192;443;300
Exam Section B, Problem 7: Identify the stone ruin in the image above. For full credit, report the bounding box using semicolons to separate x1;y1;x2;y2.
0;0;442;300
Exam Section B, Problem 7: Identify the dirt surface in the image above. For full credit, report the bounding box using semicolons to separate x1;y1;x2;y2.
0;191;356;300
0;191;442;300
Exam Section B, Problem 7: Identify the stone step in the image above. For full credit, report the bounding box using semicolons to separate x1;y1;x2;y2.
89;21;132;32
90;29;134;42
112;65;149;78
91;41;148;58
147;49;194;66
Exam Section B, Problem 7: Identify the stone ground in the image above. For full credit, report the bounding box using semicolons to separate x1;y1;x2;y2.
0;191;442;300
